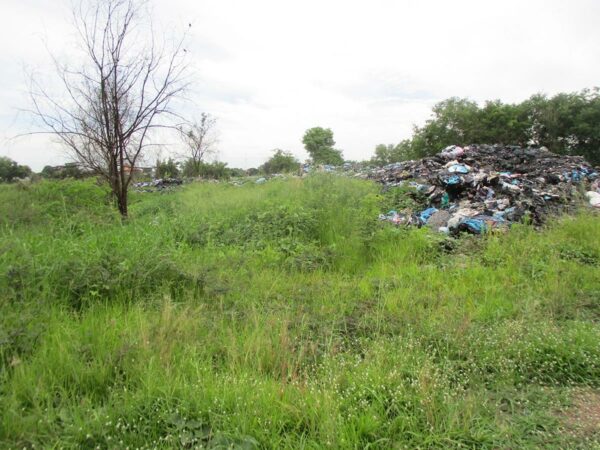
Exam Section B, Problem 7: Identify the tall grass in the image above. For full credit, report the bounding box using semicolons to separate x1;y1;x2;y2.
0;175;599;448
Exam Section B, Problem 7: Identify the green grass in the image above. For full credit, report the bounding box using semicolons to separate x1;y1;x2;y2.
0;175;599;449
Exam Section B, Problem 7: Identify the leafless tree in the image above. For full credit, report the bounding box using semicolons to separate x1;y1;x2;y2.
178;112;217;176
29;0;189;217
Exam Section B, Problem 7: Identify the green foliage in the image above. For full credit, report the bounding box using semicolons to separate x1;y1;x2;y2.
374;88;600;165
0;179;114;227
182;159;232;179
0;156;32;182
380;184;429;211
40;162;89;180
371;140;418;165
0;177;599;448
259;149;300;174
302;127;344;165
155;158;180;178
524;88;600;164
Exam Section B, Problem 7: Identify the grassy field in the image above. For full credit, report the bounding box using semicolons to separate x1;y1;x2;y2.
0;175;599;449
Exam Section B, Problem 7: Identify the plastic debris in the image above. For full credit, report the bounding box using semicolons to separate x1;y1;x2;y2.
440;145;465;159
447;164;470;174
133;178;182;192
418;207;438;224
586;191;600;208
457;215;506;234
370;144;599;234
379;210;410;225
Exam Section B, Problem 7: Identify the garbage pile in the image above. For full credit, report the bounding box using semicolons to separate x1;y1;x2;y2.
371;144;599;234
133;178;183;192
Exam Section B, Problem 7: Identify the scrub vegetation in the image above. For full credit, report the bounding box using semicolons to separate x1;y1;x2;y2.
0;175;599;449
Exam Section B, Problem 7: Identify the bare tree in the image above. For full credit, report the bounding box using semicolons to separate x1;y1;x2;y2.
178;112;217;176
29;0;189;217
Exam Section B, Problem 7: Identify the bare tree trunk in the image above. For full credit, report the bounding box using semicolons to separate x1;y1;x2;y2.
117;186;128;217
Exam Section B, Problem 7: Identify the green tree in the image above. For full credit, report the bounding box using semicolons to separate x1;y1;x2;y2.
302;127;344;165
0;157;32;182
40;163;88;179
477;100;529;146
260;149;300;174
371;88;600;165
409;98;480;158
182;160;231;179
371;144;395;166
155;158;180;178
524;88;600;164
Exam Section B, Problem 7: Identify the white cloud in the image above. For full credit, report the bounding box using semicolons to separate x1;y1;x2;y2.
1;0;599;170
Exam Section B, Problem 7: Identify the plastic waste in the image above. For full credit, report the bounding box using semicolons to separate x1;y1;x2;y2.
586;191;600;208
441;192;450;208
418;207;438;224
379;210;404;225
426;210;451;229
447;164;470;174
440;145;465;159
371;144;600;234
458;215;506;234
442;175;462;186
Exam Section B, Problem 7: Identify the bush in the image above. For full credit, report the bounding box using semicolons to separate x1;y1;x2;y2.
259;149;300;174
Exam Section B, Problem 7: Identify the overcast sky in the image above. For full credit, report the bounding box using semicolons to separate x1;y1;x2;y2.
1;0;599;171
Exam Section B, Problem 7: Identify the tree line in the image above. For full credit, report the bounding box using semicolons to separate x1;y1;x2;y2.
372;89;600;166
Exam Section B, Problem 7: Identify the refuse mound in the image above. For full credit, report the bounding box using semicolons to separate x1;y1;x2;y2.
133;178;183;192
370;144;600;234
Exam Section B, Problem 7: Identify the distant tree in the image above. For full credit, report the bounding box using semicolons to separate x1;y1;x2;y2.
228;167;246;177
155;158;180;178
200;161;230;179
371;144;395;166
378;90;600;164
29;0;189;217
40;165;58;179
178;113;218;177
476;100;529;146
40;162;88;179
260;149;300;174
409;97;480;158
246;168;260;176
0;157;32;182
370;140;419;166
524;88;600;164
302;127;344;165
182;160;231;179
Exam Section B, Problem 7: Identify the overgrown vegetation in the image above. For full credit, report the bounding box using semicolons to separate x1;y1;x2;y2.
0;176;599;448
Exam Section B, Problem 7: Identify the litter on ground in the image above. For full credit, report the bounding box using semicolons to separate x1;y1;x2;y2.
371;144;599;234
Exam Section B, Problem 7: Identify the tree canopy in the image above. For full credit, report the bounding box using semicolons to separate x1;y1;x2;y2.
260;149;300;174
0;157;32;182
302;127;344;165
372;88;600;165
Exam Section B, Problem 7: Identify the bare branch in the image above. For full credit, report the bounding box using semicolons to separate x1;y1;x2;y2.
28;0;189;217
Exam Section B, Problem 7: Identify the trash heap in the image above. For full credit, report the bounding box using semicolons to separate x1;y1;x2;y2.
133;178;183;192
371;144;600;234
